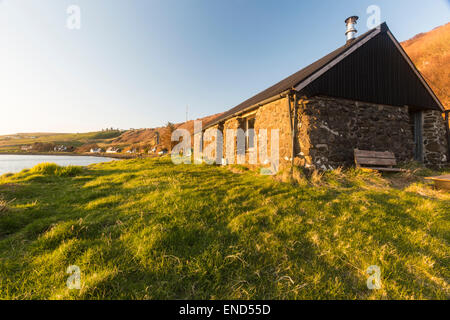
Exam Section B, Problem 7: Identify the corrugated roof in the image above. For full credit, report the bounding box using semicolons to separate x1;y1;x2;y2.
204;26;381;129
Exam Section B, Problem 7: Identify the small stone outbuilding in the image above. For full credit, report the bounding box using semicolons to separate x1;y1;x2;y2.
203;21;449;169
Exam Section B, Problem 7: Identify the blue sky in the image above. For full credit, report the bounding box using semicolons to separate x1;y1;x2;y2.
0;0;449;134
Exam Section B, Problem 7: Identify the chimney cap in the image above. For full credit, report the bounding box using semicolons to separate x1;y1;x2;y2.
345;16;359;24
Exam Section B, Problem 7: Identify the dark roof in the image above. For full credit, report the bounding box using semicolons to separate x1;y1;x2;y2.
204;22;444;129
205;26;380;128
301;29;443;111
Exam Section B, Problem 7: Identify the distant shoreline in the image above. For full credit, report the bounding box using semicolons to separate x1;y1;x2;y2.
0;151;147;160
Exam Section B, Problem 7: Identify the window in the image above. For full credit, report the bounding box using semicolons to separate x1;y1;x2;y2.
246;117;256;151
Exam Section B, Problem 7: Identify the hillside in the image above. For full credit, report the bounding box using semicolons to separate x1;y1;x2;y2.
108;112;224;152
0;112;223;154
402;23;450;109
0;131;123;153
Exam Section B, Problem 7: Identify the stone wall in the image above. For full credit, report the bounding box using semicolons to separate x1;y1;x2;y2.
206;94;447;169
294;96;415;169
203;124;221;163
221;96;293;166
423;110;448;167
223;117;244;164
254;97;292;164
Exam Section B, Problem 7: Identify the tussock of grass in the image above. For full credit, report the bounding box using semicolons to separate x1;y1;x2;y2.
310;169;325;186
0;197;10;213
292;166;308;186
29;163;83;177
273;169;294;184
400;161;435;177
274;166;385;189
228;165;250;174
0;157;448;300
273;167;308;186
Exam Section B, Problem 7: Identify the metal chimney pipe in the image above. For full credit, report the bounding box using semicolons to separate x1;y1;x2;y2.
345;16;359;43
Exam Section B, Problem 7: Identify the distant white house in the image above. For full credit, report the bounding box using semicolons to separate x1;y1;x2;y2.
21;145;32;151
126;148;137;154
106;147;121;153
90;148;103;153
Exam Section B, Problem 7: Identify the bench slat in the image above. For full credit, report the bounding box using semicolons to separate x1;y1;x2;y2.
356;157;397;166
424;174;450;182
354;150;395;159
360;167;404;172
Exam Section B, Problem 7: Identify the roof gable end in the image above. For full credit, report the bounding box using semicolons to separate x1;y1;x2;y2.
205;23;444;129
299;23;444;111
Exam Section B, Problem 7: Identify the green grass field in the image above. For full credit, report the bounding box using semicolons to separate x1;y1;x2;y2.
0;157;448;299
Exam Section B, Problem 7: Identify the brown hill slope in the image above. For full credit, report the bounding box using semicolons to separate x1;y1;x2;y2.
110;112;224;152
402;22;450;109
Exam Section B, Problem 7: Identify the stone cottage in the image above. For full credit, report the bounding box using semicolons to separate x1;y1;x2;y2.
203;18;449;169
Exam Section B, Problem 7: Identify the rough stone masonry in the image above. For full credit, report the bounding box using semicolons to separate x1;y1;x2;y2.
422;110;448;166
205;95;449;169
293;96;416;170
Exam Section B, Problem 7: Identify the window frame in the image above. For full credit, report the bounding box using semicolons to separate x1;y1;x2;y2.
245;116;256;152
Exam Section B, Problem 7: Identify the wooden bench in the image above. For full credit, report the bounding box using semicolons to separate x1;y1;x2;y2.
354;149;405;172
424;174;450;190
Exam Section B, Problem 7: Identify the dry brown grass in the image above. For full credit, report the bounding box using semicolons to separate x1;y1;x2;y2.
310;169;325;186
0;198;6;213
110;112;225;152
292;166;308;186
402;22;450;110
273;166;321;186
0;196;14;213
228;165;250;174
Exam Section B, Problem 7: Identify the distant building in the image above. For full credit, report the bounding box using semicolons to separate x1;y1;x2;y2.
106;147;121;153
21;145;33;151
90;148;103;153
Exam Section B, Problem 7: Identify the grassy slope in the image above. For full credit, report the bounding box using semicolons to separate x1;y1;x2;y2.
0;158;448;299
